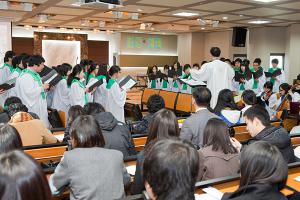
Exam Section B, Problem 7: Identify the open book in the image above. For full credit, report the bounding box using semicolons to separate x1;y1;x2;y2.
195;187;224;200
252;69;264;79
179;78;206;87
0;78;17;90
118;75;137;90
86;78;104;91
264;69;282;78
42;70;62;87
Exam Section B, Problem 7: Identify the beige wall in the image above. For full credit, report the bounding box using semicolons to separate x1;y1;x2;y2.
177;33;192;65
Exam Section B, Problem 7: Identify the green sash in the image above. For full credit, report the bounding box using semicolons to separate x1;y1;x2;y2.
150;80;156;88
71;79;88;104
14;67;22;75
181;73;191;91
87;74;96;83
173;80;178;88
250;67;263;89
239;72;246;91
1;63;14;73
268;67;278;85
21;69;46;100
162;79;168;89
97;75;106;80
106;78;116;89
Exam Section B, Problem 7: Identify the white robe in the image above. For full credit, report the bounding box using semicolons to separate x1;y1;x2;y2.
191;60;235;108
70;81;85;107
93;78;107;108
252;74;266;94
51;79;70;115
0;64;13;106
15;71;50;128
105;82;126;122
86;77;98;103
238;78;254;95
7;69;22;98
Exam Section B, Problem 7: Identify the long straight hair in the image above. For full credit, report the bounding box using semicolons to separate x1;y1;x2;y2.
67;64;83;87
214;89;239;115
107;65;121;83
203;118;238;154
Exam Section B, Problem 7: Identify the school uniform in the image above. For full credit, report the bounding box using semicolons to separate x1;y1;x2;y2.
105;78;126;123
70;78;86;107
51;77;70;114
15;68;50;128
0;63;14;106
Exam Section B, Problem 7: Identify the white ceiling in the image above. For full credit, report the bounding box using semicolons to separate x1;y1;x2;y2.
1;0;300;33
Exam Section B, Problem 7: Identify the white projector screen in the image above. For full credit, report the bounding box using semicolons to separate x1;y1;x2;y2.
0;22;12;67
42;40;80;67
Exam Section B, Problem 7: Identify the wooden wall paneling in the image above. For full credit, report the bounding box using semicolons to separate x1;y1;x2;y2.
12;37;34;55
87;40;109;64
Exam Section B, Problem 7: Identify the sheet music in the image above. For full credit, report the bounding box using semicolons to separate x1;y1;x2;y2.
180;78;206;86
44;73;58;84
119;76;137;90
202;187;223;200
294;176;300;182
126;165;136;176
195;194;220;200
86;79;98;88
54;134;64;142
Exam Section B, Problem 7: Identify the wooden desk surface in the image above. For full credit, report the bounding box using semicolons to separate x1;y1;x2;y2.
195;165;300;196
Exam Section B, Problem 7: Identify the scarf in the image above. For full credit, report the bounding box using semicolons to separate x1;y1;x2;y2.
268;67;278;85
106;78;116;89
250;67;263;89
1;63;14;73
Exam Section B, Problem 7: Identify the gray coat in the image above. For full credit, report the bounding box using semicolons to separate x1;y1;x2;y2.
180;108;219;148
50;147;126;200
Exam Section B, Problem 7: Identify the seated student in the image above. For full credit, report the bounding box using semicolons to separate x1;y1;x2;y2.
198;118;240;181
131;94;165;135
9;104;57;146
7;102;39;119
83;102;136;158
288;79;300;102
240;90;257;123
131;108;180;195
231;105;296;163
0;124;23;153
170;62;181;93
257;81;277;118
0;150;51;200
272;83;291;111
222;141;288;200
214;89;241;126
180;64;192;94
181;87;219;149
50;115;129;200
51;63;72;115
0;96;22;123
143;138;199;200
147;65;159;89
63;105;84;142
67;64;87;107
105;65;127;122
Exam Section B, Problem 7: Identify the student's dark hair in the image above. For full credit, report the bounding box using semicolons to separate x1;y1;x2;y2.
192;63;200;69
143;138;199;200
183;64;191;72
163;65;169;71
0;124;22;153
147;109;179;144
87;63;98;79
108;65;121;77
243;105;270;127
147;65;158;75
220;57;226;62
272;58;279;64
240;59;251;74
264;81;273;91
242;90;257;105
54;63;72;77
83;102;105;115
27;55;45;67
201;61;207;66
147;95;165;114
12;56;22;68
171;61;181;71
239;141;288;190
67;105;85;126
67;64;83;87
297;74;300;81
4;97;22;109
4;51;15;62
253;58;262;65
80;59;90;67
225;58;231;63
0;150;51;200
210;47;221;57
70;115;105;148
7;103;28;117
279;83;291;95
214;89;239;115
234;58;242;63
192;87;211;107
203;118;238;154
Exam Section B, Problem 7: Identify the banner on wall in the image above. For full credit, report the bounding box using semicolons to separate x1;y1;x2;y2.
0;22;12;66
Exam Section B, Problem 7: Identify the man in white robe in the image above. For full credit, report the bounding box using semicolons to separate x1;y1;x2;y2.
15;55;50;127
191;47;235;108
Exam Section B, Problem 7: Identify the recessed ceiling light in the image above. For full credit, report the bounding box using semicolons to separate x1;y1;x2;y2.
248;20;271;24
38;14;48;23
222;16;228;20
253;0;279;2
24;25;32;30
239;14;244;17
201;27;205;30
173;12;199;17
137;8;143;12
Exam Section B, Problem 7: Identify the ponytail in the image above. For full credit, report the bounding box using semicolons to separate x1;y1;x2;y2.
107;65;121;83
67;64;83;87
87;63;98;81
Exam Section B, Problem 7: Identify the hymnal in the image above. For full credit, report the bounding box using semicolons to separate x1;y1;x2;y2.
234;72;252;82
168;70;177;78
43;71;62;87
119;75;137;90
179;78;206;87
264;69;282;78
148;73;157;80
156;71;168;79
252;69;263;79
0;78;16;90
42;70;57;83
86;78;104;91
